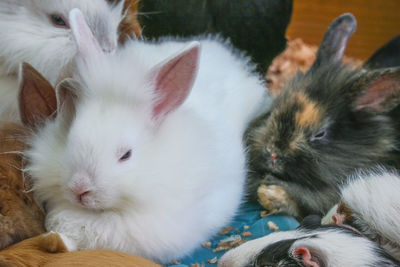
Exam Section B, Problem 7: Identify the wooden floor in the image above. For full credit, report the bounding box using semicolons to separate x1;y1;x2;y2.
286;0;400;60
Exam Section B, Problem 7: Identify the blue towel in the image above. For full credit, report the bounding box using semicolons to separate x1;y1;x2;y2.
168;203;299;266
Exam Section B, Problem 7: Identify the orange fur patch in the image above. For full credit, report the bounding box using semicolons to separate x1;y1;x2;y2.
0;122;45;250
337;201;355;224
289;133;305;151
0;233;161;267
295;92;323;128
108;0;142;44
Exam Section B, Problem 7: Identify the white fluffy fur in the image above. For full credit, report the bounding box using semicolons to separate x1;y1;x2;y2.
340;169;400;261
26;36;270;263
0;0;124;122
219;228;391;267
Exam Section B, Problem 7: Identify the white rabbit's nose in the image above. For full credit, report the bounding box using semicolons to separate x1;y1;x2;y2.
70;184;92;206
70;183;90;196
77;190;91;203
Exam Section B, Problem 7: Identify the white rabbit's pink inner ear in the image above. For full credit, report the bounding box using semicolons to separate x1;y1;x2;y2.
354;71;400;113
69;8;103;63
293;247;320;267
150;43;200;122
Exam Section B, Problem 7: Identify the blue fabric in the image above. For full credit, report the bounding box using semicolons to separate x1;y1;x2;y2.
167;203;299;266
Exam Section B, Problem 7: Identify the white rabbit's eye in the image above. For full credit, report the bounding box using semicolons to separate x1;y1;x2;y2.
119;150;132;162
50;14;69;28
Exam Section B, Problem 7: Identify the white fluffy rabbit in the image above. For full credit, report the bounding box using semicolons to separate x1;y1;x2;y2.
0;0;124;122
22;9;270;263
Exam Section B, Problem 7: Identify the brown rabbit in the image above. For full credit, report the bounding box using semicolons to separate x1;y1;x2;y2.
0;121;45;250
0;232;160;267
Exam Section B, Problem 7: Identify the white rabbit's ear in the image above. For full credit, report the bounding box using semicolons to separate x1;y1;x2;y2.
18;63;57;129
55;78;81;128
148;42;200;123
69;8;104;64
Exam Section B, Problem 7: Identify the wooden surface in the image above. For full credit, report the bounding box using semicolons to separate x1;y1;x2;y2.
286;0;400;60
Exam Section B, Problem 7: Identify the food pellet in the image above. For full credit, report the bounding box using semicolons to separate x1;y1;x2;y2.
202;241;212;248
268;221;279;231
219;226;234;235
207;257;218;264
241;231;252;237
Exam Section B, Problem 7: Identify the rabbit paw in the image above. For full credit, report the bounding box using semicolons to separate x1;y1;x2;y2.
38;231;77;253
56;232;78;252
257;184;299;217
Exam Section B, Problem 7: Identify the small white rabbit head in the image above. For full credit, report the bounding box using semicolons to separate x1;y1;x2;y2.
0;0;124;84
21;10;200;212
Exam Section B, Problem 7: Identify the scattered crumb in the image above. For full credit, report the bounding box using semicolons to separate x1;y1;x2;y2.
230;239;246;247
241;231;252;237
243;225;250;230
260;210;269;218
268;221;279;231
219;226;234;235
202;241;212;248
219;235;241;245
213;246;231;253
216;235;244;251
170;261;181;265
207;257;218;264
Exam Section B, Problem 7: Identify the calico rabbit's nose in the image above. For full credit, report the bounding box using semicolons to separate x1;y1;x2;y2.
270;152;278;164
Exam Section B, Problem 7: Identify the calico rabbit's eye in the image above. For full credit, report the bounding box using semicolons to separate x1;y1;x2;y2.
311;130;327;142
50;14;69;28
119;150;132;162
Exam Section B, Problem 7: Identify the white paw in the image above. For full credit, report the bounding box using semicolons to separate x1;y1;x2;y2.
57;232;78;252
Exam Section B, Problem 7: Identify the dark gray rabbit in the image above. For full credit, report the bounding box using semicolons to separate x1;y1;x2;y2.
245;13;400;219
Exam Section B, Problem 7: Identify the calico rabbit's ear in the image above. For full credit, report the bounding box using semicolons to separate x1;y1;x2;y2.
352;67;400;114
310;13;356;71
363;34;400;69
18;63;57;128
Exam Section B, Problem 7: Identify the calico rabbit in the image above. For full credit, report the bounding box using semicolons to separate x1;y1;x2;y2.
0;121;45;249
245;13;400;218
219;170;400;267
0;0;126;122
21;9;268;263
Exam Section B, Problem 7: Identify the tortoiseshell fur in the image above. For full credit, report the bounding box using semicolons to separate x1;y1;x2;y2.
246;62;400;218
